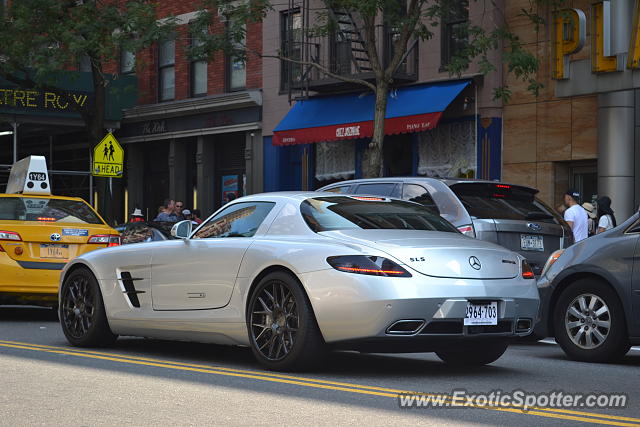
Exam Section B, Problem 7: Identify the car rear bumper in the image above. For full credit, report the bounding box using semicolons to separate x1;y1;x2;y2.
0;252;64;295
300;269;540;346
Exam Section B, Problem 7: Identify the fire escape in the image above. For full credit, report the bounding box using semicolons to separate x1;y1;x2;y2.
283;0;419;103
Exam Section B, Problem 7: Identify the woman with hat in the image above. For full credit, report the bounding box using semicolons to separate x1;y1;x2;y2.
596;196;617;234
581;202;597;237
130;208;145;223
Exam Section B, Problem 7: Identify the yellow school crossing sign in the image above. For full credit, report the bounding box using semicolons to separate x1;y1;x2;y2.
93;133;124;178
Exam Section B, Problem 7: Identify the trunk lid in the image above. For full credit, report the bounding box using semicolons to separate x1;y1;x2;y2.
0;221;114;264
321;229;520;279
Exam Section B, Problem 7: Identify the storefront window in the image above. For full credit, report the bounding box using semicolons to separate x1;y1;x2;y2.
280;9;303;90
78;55;92;72
191;28;207;97
120;50;135;75
228;24;246;91
418;120;476;178
159;38;175;101
441;0;468;67
315;141;355;182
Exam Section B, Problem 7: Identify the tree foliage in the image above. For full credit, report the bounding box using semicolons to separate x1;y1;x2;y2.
189;0;568;177
0;0;174;140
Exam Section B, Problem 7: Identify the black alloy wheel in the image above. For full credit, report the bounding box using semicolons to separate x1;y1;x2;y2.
247;271;326;371
60;268;117;347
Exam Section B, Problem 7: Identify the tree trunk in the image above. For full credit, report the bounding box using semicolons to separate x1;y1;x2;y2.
365;80;389;178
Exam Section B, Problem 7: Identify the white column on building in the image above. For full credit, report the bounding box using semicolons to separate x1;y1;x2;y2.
597;90;635;221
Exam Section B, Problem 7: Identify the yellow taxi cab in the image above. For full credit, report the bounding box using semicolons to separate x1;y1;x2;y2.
0;156;120;305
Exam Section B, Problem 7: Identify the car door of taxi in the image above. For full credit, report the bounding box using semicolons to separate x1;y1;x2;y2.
150;202;276;311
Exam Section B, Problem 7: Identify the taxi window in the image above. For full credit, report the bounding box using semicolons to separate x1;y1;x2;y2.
0;198;103;224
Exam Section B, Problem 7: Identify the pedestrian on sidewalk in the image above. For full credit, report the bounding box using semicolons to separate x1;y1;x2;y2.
563;189;588;242
596;196;617;234
154;198;179;222
192;209;203;225
129;208;145;223
175;200;185;220
581;202;597;237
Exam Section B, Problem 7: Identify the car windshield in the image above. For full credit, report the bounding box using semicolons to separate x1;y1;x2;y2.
0;197;103;224
300;196;458;233
450;183;560;223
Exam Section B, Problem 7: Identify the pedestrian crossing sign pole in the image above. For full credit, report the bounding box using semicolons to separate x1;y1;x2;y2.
92;133;124;178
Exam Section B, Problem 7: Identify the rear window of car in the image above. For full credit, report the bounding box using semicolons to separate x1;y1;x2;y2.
323;185;352;194
300;196;458;233
449;183;559;223
0;197;103;224
354;183;398;197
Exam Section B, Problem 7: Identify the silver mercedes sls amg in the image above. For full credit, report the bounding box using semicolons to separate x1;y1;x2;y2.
58;193;539;371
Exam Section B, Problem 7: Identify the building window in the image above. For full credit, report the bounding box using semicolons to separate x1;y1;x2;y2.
441;0;468;67
78;55;92;72
190;29;207;97
227;24;246;91
120;50;135;75
158;38;175;101
280;9;302;90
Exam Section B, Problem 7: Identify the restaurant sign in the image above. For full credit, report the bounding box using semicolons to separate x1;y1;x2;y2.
553;1;640;79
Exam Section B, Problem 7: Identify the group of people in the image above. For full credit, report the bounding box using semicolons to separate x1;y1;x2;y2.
561;189;616;242
129;199;203;225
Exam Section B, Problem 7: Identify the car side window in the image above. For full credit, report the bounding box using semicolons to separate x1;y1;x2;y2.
355;183;397;197
324;185;351;193
402;184;440;214
193;202;275;239
625;217;640;234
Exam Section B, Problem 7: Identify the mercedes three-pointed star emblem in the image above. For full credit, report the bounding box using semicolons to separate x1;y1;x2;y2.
469;256;482;270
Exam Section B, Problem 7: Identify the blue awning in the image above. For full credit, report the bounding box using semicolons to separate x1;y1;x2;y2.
273;80;470;145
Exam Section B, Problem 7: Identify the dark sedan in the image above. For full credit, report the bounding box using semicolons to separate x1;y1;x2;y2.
536;211;640;362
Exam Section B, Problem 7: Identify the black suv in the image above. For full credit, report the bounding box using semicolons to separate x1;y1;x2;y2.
318;178;572;276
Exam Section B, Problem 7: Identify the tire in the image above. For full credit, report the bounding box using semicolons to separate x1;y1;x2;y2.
59;267;117;347
436;341;508;366
553;279;629;363
247;271;326;371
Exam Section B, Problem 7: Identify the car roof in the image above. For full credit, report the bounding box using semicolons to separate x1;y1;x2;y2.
318;177;537;192
236;191;373;202
0;193;86;202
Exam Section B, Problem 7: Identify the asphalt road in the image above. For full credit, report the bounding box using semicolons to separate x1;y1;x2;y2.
1;306;639;427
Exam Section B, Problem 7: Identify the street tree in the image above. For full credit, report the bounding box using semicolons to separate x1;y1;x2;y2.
190;0;565;177
0;0;174;220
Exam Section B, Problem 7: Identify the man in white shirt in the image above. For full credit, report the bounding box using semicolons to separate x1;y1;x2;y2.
563;189;588;242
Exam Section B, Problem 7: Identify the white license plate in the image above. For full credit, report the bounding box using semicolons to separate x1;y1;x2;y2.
521;234;544;251
40;244;69;259
464;301;498;326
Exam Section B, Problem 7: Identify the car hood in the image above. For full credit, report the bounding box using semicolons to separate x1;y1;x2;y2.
320;229;520;279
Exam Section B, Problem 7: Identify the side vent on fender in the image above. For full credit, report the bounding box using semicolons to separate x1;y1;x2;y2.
119;271;144;308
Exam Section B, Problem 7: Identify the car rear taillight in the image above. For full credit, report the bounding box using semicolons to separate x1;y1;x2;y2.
88;234;121;247
457;225;476;238
0;231;22;242
522;260;535;279
327;255;412;277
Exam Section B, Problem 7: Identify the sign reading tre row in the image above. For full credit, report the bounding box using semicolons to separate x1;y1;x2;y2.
553;2;640;79
92;133;124;178
0;87;93;112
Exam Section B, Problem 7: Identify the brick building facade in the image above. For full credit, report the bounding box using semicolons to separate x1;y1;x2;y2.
118;4;264;221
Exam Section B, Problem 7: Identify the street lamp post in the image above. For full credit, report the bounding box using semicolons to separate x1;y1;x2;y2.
11;122;18;164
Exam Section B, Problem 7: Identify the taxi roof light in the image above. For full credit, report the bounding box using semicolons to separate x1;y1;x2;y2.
5;155;51;196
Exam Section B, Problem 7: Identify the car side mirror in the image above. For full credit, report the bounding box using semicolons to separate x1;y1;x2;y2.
171;220;192;239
